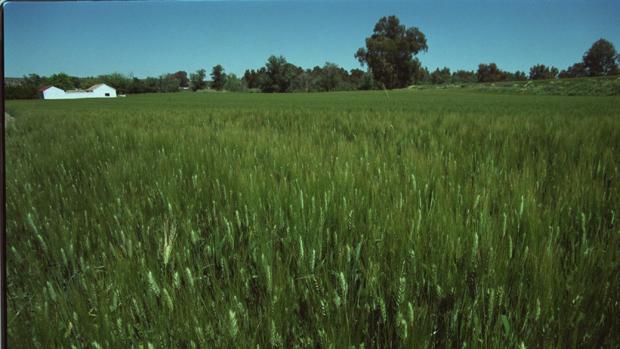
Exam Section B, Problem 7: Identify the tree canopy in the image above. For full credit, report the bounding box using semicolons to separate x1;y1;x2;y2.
158;74;181;93
190;69;207;91
223;73;245;92
560;39;619;78
430;67;451;84
211;65;227;91
47;73;76;90
476;63;507;83
174;71;189;88
559;63;587;79
583;39;619;76
529;64;559;80
355;15;428;89
260;55;297;93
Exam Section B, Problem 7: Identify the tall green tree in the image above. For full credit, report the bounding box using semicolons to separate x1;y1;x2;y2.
190;69;207;91
174;71;190;88
529;64;559;80
513;71;528;81
476;63;507;83
559;63;587;78
223;73;245;92
348;69;365;87
451;70;476;83
211;65;226;91
583;39;619;76
355;15;428;89
128;77;145;94
158;74;181;92
243;70;256;89
46;73;75;90
98;73;131;94
317;62;347;91
144;77;160;92
430;67;451;84
292;71;314;92
262;55;296;93
23;74;43;89
412;66;431;85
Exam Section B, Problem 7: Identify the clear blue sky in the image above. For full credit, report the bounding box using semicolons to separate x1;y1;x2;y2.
4;0;620;78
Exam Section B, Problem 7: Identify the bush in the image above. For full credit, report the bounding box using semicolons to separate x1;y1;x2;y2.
5;85;38;99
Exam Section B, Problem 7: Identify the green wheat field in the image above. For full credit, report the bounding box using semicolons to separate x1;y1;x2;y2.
5;89;620;348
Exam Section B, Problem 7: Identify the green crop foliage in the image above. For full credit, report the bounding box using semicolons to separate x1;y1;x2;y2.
5;88;620;348
411;75;620;96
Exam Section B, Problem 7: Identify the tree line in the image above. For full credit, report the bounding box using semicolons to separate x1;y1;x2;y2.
5;15;619;99
4;61;376;99
354;16;618;88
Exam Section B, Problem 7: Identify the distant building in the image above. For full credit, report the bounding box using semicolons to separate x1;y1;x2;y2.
39;86;65;99
40;83;117;100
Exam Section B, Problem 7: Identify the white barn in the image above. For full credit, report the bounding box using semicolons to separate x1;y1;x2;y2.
40;83;117;100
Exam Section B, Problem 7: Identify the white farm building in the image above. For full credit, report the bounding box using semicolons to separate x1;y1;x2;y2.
40;83;117;100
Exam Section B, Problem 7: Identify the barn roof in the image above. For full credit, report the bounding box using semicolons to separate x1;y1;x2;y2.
87;83;112;91
38;86;53;92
